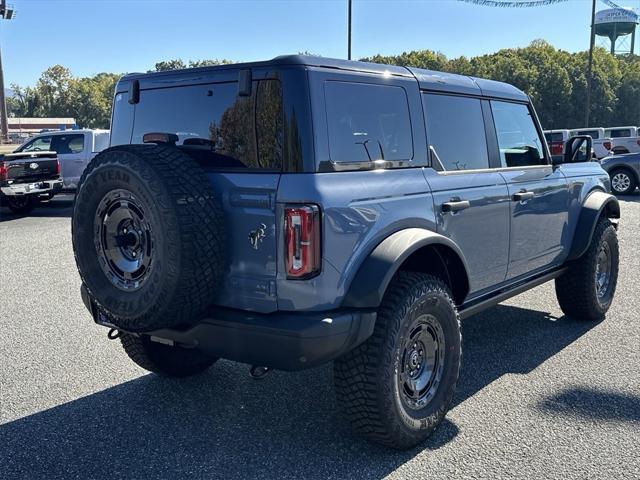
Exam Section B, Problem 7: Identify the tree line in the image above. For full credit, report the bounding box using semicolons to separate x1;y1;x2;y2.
7;40;639;131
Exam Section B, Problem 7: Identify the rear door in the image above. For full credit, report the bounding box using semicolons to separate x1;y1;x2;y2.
51;133;87;188
129;77;284;313
422;93;510;295
490;100;569;280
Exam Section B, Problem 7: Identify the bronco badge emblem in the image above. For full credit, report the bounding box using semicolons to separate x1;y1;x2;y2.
248;223;267;250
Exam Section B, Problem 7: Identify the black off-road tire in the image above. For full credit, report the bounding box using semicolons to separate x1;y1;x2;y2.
555;218;619;321
6;195;37;214
72;144;225;332
120;333;217;377
609;168;637;195
334;272;462;450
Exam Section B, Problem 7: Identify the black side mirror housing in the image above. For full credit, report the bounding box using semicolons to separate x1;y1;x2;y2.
561;135;593;165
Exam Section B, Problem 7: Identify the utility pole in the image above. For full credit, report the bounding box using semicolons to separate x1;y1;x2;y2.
0;0;15;144
585;0;597;128
348;0;352;60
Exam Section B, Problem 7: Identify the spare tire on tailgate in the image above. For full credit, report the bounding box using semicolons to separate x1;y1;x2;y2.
72;144;225;332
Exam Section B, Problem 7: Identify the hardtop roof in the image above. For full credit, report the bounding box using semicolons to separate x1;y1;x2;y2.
121;54;528;102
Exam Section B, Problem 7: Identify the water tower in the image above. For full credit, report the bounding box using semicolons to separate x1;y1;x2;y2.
594;8;639;55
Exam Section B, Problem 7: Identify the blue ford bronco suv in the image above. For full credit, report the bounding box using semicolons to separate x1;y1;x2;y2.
73;56;620;449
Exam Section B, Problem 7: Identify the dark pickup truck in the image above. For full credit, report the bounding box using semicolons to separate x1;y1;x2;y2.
0;151;63;214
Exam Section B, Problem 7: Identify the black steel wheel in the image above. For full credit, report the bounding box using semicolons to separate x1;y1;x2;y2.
334;272;461;450
95;189;155;291
398;314;446;411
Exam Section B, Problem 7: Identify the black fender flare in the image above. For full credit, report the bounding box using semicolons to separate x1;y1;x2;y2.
342;228;470;308
567;191;620;262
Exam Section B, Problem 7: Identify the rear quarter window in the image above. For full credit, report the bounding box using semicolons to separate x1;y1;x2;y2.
324;82;413;164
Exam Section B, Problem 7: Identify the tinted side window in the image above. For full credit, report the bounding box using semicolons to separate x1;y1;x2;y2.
423;94;488;171
577;130;600;139
325;82;413;163
132;80;283;170
491;101;545;168
609;129;632;138
20;136;53;152
52;134;85;154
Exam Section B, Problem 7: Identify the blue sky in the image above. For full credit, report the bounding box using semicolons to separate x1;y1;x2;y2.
3;0;639;86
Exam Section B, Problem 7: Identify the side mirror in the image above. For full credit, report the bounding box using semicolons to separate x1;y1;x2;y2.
562;135;593;164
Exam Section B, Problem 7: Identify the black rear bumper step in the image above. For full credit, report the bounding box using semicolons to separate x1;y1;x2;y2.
81;285;376;371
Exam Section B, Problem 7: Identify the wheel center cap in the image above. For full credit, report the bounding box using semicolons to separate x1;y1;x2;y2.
410;351;420;368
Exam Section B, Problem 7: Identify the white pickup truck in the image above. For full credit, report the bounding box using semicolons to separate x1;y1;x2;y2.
568;128;613;160
13;129;110;189
604;126;640;155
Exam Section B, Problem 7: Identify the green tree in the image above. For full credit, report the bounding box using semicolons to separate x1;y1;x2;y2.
69;73;120;129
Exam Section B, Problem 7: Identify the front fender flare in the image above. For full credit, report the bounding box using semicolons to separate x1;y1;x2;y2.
342;228;470;308
567;191;620;262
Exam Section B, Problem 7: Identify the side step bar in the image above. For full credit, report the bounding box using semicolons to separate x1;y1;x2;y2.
459;268;567;320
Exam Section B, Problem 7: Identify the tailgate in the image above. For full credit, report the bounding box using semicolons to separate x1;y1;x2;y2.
2;152;59;183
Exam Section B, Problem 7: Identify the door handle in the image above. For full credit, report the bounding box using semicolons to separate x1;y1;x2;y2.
512;191;535;201
442;199;471;213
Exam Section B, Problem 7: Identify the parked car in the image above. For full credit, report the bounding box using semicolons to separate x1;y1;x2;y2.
0;151;63;213
14;129;110;190
600;152;640;195
72;56;620;450
543;129;569;155
568;128;613;159
604;126;640;155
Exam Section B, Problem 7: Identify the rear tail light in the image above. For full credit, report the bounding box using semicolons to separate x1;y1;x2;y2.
604;141;612;150
636;139;640;147
55;159;61;175
0;162;7;181
284;205;321;279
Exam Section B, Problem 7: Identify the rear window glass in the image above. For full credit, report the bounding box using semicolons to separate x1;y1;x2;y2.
132;80;283;170
324;82;413;163
423;93;489;171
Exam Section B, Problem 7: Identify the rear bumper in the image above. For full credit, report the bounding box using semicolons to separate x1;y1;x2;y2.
80;285;376;371
1;178;63;196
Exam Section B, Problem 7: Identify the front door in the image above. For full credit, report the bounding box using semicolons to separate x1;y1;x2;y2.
489;100;569;280
422;93;511;295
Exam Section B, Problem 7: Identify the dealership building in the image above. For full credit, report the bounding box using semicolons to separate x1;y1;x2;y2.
8;117;77;138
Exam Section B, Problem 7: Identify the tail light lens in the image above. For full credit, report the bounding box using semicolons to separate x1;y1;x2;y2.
604;141;612;150
284;205;321;279
0;162;7;181
55;159;61;175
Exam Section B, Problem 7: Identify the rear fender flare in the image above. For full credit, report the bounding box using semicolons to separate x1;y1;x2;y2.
567;191;620;262
342;228;470;308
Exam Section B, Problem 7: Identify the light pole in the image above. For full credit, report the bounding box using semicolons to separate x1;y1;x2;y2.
348;0;352;60
585;0;597;128
0;0;15;144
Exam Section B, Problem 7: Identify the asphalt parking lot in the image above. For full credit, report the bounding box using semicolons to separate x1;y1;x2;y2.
1;193;639;480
